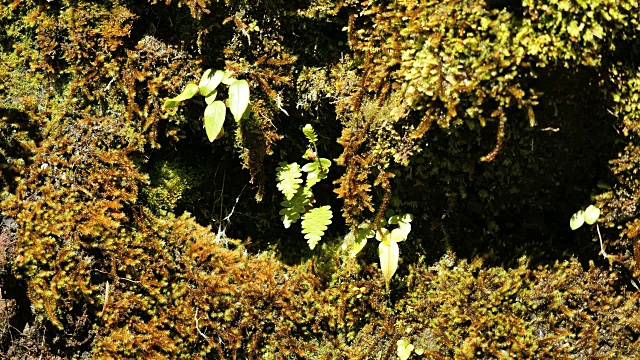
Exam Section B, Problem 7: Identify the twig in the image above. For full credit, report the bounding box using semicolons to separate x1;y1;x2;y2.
195;308;209;341
596;224;607;258
100;281;109;317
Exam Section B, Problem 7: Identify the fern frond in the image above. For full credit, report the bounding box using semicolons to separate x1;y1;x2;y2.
279;186;312;228
302;205;333;250
302;124;318;143
302;158;331;187
276;162;303;200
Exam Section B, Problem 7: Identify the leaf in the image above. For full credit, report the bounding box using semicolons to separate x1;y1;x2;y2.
276;162;303;200
379;240;399;286
221;70;236;85
397;340;414;360
279;187;312;228
204;91;218;105
203;101;226;142
570;210;585;230
163;99;180;109
302;124;318;143
280;207;302;229
163;84;200;109
584;205;600;225
174;83;200;101
302;162;318;173
199;69;224;96
241;103;252;119
389;214;412;241
228;80;250;122
303;158;331;186
302;206;333;250
343;223;375;257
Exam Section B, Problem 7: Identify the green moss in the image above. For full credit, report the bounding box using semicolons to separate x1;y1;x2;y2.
344;254;640;359
142;158;199;216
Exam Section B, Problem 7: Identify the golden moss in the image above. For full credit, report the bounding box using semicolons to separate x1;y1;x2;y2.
346;255;640;359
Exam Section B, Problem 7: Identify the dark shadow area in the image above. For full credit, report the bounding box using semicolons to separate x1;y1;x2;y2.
388;67;622;271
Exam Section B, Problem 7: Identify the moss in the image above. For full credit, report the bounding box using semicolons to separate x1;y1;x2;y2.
3;0;640;357
141;158;199;216
345;254;640;359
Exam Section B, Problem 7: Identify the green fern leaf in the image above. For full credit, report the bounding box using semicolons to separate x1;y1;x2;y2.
276;162;303;200
303;158;331;187
302;206;332;250
279;187;312;228
302;124;318;143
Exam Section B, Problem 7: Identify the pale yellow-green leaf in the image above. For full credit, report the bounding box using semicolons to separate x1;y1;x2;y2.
174;83;199;101
584;205;600;225
302;206;333;250
163;99;180;109
199;69;224;96
397;339;414;360
379;241;399;285
205;91;218;105
228;80;250;122
221;70;236;85
241;103;252;119
163;84;200;109
570;210;585;230
203;101;226;142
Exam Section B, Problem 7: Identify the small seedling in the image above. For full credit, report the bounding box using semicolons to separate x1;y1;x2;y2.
570;205;600;230
397;339;414;360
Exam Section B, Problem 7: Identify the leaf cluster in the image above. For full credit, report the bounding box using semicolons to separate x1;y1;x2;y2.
164;68;251;142
276;124;333;249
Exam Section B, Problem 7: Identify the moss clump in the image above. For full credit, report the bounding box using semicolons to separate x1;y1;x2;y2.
141;158;199;216
346;254;640;359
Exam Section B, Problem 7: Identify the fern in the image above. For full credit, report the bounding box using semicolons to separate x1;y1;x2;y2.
279;186;312;228
302;123;318;143
302;158;331;187
277;124;332;248
276;162;303;200
302;206;333;250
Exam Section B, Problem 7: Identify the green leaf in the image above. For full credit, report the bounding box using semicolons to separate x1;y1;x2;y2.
584;205;600;225
318;158;331;169
279;187;312;228
203;101;226;142
163;99;180;109
163;84;200;109
199;69;224;96
397;340;414;360
204;91;218;105
276;162;303;200
174;83;200;101
302;124;318;143
221;70;236;85
228;80;250;122
343;223;375;257
302;206;333;250
570;210;585;230
303;158;331;186
241;103;252;119
279;207;302;229
379;240;399;286
302;162;318;173
389;214;412;241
